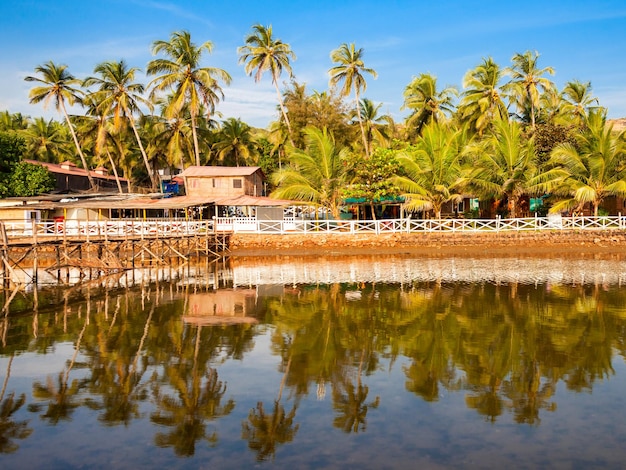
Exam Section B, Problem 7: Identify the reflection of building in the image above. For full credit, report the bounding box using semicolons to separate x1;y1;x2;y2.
184;290;259;325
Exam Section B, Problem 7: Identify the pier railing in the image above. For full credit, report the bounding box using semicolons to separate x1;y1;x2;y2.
2;214;626;240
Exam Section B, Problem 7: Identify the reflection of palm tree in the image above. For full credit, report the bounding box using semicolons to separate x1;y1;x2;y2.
151;326;235;456
242;400;299;461
0;356;32;454
332;377;379;433
31;313;89;424
242;344;299;462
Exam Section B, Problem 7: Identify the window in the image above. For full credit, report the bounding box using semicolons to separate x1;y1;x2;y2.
233;179;242;189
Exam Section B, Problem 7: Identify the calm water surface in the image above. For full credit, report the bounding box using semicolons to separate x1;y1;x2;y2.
1;255;626;469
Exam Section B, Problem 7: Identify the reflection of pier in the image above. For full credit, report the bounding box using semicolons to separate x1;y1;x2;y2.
231;256;626;287
0;220;229;287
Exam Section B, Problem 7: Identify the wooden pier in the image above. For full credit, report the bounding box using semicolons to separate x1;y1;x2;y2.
0;219;230;287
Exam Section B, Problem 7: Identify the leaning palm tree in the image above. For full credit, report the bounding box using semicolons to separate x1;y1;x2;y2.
536;109;626;216
392;122;467;219
271;127;350;219
239;24;296;144
83;60;157;191
25;61;96;189
329;43;377;157
147;30;232;167
402;73;458;138
504;50;555;129
458;57;508;136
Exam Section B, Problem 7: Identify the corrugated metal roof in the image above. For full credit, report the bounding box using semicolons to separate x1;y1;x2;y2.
179;166;263;178
24;159;129;182
18;194;294;210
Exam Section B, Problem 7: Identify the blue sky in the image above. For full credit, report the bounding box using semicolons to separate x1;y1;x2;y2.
1;0;626;128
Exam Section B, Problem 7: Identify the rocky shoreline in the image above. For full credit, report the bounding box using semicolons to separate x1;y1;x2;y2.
229;230;626;259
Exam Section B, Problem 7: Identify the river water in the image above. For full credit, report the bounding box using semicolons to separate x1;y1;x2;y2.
1;254;626;469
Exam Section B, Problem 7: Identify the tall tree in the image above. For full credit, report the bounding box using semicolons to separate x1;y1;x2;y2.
271;127;349;218
329;43;377;157
83;60;157;190
458;57;508;136
22;117;70;163
239;24;296;144
505;50;555;129
467;118;537;218
147;30;232;167
392;122;466;219
537;109;626;216
561;80;599;127
402;73;457;138
25;61;96;189
213;117;258;166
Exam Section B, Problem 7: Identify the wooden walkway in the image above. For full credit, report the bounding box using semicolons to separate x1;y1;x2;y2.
0;220;230;287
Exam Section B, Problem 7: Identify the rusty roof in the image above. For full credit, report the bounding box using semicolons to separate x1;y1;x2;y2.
178;166;263;178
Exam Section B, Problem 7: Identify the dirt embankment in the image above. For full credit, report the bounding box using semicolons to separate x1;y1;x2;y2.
229;230;626;260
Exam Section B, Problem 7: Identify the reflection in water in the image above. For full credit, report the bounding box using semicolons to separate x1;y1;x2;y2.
1;256;626;467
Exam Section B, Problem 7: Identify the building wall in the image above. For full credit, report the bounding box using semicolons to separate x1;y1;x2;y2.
185;173;264;198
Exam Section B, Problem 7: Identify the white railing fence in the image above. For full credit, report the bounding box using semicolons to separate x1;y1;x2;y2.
2;214;626;239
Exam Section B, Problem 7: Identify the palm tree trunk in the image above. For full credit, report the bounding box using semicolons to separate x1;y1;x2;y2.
190;112;202;167
105;149;124;194
272;71;294;147
354;90;369;157
128;115;158;191
60;102;96;190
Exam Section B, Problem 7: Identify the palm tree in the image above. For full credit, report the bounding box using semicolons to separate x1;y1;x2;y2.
402;73;458;138
561;80;599;127
213;118;258;166
505;50;555;129
467;118;537;218
147;30;232;167
537;109;626;216
392;122;466;218
239;24;296;143
271;127;349;218
329;43;377;157
22;117;71;163
356;98;391;153
458;57;508;136
83;60;158;191
25;61;96;189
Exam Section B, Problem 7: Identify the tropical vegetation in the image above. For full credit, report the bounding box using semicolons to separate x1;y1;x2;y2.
0;27;623;217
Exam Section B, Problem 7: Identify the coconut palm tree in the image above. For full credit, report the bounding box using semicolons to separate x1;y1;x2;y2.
458;57;508;136
78;94;128;193
561;80;599;127
22;117;71;163
505;50;555;129
467;118;537;218
329;43;377;157
537;109;626;216
25;61;96;189
83;60;158;191
271;127;350;218
239;24;296;143
392;122;466;219
213;117;258;167
402;73;458;138
147;30;232;167
356;98;391;153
